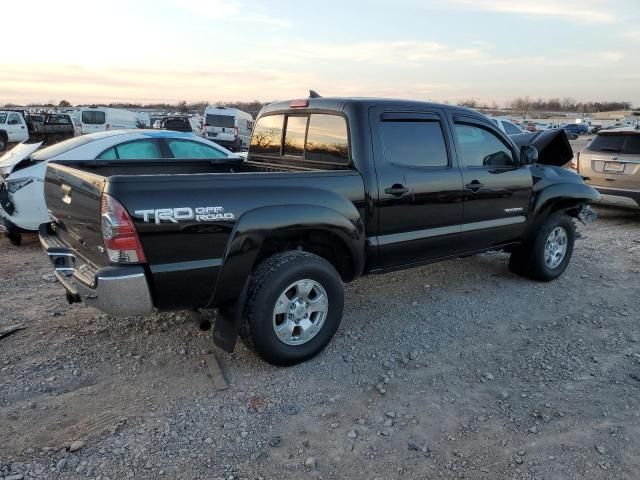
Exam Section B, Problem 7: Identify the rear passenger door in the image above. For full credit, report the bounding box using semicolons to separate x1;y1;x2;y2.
370;109;465;268
450;115;532;249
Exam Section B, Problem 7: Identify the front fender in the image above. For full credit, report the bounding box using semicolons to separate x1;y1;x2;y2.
208;204;365;308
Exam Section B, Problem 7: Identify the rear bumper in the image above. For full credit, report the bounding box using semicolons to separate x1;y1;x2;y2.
39;225;154;316
594;186;640;209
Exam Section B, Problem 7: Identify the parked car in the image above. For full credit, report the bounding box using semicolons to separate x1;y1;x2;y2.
29;113;79;144
74;107;146;134
204;106;253;151
563;123;588;136
571;127;640;209
0;111;29;151
39;97;598;366
0;130;236;245
491;118;525;137
160;116;202;135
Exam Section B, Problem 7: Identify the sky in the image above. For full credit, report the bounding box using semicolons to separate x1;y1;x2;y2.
2;0;639;106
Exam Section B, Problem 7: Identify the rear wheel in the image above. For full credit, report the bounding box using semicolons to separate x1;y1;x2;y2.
241;251;344;366
509;212;575;281
0;136;6;151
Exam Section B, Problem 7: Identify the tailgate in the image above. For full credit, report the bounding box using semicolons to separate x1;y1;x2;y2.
44;162;110;267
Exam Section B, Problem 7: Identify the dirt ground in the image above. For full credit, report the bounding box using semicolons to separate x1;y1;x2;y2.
1;206;639;480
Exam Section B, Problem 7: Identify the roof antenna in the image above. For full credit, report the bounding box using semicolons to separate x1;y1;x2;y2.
309;90;322;99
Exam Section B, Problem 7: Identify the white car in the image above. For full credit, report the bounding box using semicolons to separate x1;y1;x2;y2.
203;106;254;151
490;118;526;137
0;129;237;244
0;111;30;151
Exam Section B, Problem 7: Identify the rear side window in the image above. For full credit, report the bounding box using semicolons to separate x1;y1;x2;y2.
380;121;448;168
454;123;514;167
97;140;163;160
0;114;6;124
167;139;228;159
7;114;21;125
82;111;106;124
250;114;284;157
305;115;349;164
589;134;640;154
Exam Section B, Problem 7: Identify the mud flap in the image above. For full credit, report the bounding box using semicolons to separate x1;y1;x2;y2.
212;280;249;353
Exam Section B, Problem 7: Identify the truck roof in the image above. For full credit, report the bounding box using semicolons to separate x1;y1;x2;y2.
261;97;477;116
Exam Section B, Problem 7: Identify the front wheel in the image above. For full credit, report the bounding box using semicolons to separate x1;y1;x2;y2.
241;251;344;366
0;137;6;151
509;212;575;281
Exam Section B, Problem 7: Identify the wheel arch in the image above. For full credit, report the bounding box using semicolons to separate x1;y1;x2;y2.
208;204;365;308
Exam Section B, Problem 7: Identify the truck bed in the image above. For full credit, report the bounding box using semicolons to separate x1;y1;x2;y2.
44;157;366;310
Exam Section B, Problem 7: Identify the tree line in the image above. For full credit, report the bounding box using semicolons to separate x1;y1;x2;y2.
459;97;633;113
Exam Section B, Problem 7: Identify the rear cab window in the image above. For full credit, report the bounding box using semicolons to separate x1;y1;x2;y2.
206;115;235;128
249;113;349;168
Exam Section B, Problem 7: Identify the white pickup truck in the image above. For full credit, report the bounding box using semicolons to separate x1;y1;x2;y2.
0;111;29;151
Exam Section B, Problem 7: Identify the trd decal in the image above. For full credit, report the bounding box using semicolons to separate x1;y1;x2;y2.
135;206;235;223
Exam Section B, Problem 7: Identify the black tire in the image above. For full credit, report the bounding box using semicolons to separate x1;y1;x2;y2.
0;136;6;152
7;233;22;246
509;212;575;281
241;251;344;366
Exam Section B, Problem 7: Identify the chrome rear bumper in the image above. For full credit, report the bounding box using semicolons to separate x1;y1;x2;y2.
39;226;154;316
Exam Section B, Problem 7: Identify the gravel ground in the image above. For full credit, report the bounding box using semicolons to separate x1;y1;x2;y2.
1;206;639;480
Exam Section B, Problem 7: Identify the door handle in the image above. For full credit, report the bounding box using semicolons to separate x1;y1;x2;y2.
465;180;484;192
385;184;409;197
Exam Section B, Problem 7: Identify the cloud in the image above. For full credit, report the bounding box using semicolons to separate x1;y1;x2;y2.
624;31;640;40
450;0;616;23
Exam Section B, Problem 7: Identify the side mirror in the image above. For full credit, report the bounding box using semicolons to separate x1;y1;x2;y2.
520;145;538;165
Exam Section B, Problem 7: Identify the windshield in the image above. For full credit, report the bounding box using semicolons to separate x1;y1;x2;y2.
206;114;235;128
589;133;640;154
31;135;99;161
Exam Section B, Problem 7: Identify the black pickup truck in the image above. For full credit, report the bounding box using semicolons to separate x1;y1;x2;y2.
40;97;599;365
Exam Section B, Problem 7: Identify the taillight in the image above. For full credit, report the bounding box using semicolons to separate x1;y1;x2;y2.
234;126;238;139
100;194;146;263
106;123;111;131
570;152;580;172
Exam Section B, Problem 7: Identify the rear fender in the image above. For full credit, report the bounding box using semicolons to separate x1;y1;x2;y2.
208;204;365;308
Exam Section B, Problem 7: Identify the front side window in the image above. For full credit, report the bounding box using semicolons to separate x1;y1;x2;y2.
0;114;6;124
7;114;21;125
82;111;106;125
283;116;307;156
250;114;283;157
167;139;228;159
454;123;514;167
380;120;448;168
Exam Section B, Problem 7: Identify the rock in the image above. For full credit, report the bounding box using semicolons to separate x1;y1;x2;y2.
527;426;538;434
330;422;339;429
268;436;282;447
6;475;24;480
409;350;419;360
498;391;509;400
204;437;213;444
347;429;358;439
408;441;420;451
484;372;494;381
383;419;394;427
517;450;526;456
45;376;56;382
68;440;85;452
56;458;67;471
385;411;396;419
304;457;317;469
595;445;606;455
283;404;300;415
42;273;56;283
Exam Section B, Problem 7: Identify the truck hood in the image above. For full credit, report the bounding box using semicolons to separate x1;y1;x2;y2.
0;142;42;177
511;130;573;167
